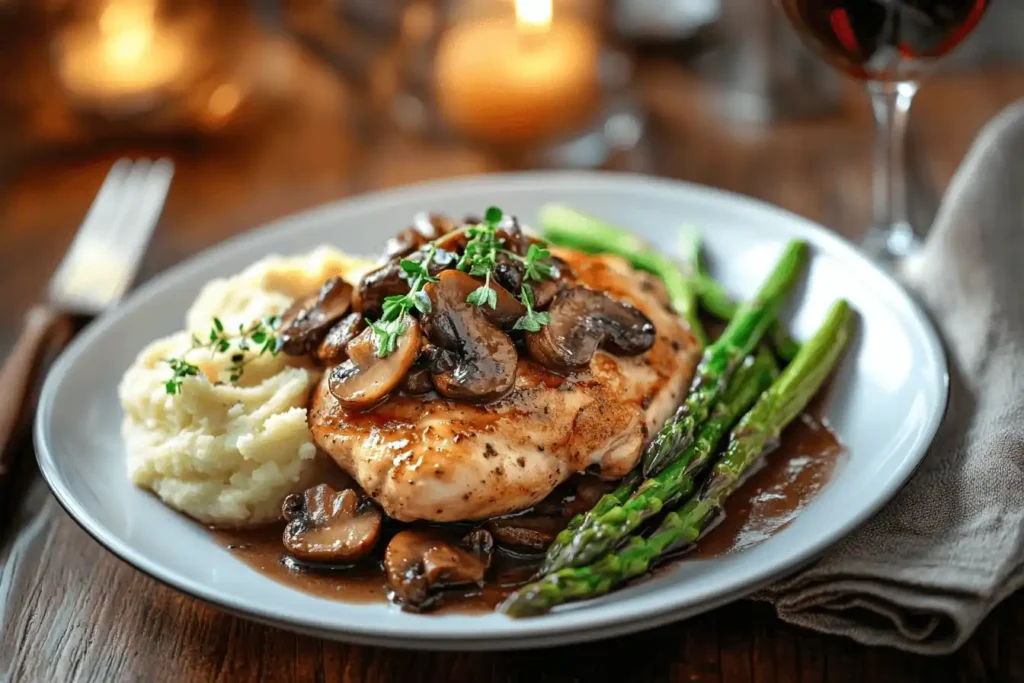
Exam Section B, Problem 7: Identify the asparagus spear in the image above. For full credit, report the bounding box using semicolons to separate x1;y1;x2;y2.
540;348;778;575
771;325;802;362
538;204;707;346
680;227;801;362
659;299;853;548
501;300;855;617
542;470;642;567
676;225;704;280
641;239;808;476
693;275;801;362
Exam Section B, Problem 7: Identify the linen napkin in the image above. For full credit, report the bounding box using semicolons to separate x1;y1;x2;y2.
760;100;1024;655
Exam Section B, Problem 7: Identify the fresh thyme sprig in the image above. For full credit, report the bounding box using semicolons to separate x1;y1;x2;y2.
368;244;439;357
165;358;199;395
521;243;555;282
457;206;556;311
512;283;552;333
465;271;498;308
368;208;557;357
163;315;281;394
457;206;504;308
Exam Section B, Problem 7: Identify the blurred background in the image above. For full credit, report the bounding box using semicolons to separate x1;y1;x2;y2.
0;0;1023;353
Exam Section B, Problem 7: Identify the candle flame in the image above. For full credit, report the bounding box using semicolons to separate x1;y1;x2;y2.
99;0;158;68
57;0;187;99
515;0;552;31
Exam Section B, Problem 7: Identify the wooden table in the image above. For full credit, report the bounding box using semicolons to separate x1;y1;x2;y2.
2;39;1024;682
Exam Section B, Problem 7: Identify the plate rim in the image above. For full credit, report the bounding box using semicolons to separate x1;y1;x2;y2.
34;170;950;647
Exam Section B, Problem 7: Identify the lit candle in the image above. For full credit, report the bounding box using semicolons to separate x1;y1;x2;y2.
435;0;600;146
55;0;189;113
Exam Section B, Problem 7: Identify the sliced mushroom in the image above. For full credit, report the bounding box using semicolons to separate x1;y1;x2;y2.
492;253;524;295
421;271;520;401
399;366;434;395
278;293;315;338
564;475;617;518
495;215;530;256
384;231;419;260
498;248;570;305
384;213;457;259
432;227;469;255
416;212;456;238
490;475;615;553
525;286;656;372
530;277;566;310
549;254;573;281
420;343;456;375
316;312;365;365
277;278;354;356
353;262;407;318
384;529;494;611
462;528;495;558
354;245;455;318
436;268;525;329
532;473;617;518
486;516;562;553
328;318;421;408
281;484;382;562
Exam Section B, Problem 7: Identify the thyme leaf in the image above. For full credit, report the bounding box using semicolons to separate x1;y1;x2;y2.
163;315;281;394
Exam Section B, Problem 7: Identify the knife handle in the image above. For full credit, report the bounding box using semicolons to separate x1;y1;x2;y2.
0;305;74;485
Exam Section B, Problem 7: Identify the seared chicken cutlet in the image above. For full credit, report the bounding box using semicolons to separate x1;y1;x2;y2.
310;250;700;522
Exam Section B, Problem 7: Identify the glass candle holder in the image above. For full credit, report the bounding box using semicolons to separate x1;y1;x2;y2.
386;0;643;168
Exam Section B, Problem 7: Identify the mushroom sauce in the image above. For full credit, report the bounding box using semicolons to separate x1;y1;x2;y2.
210;406;843;614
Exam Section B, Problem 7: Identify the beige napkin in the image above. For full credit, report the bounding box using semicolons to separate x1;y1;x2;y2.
760;100;1024;655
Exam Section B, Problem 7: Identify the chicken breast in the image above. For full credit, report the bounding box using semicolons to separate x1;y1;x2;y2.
310;250;700;522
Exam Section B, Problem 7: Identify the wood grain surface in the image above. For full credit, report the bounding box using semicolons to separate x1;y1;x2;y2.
0;305;72;492
2;33;1024;683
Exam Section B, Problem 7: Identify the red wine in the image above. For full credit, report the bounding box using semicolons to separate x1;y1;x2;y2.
780;0;991;81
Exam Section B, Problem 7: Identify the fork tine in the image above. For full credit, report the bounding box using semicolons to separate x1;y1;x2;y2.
48;160;131;286
104;159;175;295
105;159;154;247
48;158;173;313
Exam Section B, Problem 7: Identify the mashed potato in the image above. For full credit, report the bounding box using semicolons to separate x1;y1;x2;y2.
119;246;374;527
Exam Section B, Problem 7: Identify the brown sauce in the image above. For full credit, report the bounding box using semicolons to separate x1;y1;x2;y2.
211;412;843;613
212;527;387;604
693;411;844;558
211;527;545;613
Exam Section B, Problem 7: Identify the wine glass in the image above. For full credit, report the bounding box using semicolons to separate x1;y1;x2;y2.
778;0;991;262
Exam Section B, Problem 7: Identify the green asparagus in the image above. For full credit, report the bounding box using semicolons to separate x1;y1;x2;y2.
538;204;707;346
501;299;855;617
692;273;739;319
654;299;854;548
542;469;642;567
679;227;801;362
641;239;808;476
540;348;778;575
676;225;703;280
692;275;801;362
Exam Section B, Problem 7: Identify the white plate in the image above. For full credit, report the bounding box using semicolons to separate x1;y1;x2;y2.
35;172;948;650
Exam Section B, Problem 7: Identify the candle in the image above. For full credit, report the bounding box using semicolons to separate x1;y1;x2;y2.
55;0;189;114
435;0;600;146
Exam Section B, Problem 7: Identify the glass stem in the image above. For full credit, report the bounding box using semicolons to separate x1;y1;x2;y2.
864;81;921;258
866;80;919;258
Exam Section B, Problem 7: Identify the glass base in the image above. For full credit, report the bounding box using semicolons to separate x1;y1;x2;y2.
518;97;646;169
862;222;921;265
389;83;646;170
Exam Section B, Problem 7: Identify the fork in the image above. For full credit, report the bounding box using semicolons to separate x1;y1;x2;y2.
0;158;174;486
